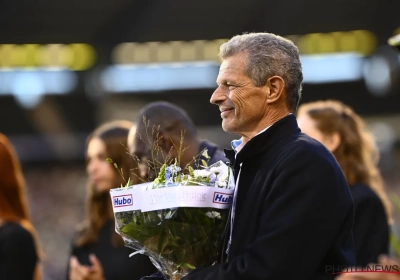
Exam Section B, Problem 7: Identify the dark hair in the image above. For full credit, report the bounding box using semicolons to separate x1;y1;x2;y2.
135;101;197;138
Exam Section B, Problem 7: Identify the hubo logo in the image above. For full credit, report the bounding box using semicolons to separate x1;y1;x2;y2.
113;194;133;208
213;192;233;204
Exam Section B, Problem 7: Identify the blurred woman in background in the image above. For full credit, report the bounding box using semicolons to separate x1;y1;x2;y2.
0;133;42;280
67;120;155;280
297;100;392;266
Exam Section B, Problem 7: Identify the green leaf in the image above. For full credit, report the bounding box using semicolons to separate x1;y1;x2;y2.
121;222;146;243
188;166;195;177
183;208;193;221
391;232;400;259
178;263;196;269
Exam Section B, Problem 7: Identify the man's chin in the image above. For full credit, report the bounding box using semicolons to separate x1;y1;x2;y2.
222;121;236;134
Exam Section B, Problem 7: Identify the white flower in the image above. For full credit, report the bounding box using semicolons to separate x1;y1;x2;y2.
209;165;228;176
205;211;221;219
165;210;174;219
217;173;228;188
193;169;211;178
218;173;228;181
217;181;227;188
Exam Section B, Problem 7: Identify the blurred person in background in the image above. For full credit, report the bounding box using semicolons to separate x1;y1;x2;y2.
297;100;392;266
129;101;227;177
324;34;400;280
0;133;42;280
129;101;227;279
67;120;155;280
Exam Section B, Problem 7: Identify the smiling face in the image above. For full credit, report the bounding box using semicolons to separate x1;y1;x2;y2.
86;137;116;192
210;53;271;139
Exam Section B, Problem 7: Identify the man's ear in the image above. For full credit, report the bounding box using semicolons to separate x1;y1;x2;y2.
265;76;285;104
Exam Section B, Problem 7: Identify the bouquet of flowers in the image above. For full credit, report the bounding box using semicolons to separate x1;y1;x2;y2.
109;156;235;280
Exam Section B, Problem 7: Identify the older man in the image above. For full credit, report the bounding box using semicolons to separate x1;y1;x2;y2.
183;32;355;280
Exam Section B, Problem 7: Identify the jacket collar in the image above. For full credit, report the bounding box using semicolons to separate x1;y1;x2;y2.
224;148;236;165
224;114;300;167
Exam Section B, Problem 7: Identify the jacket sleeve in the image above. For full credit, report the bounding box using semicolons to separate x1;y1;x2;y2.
184;148;354;280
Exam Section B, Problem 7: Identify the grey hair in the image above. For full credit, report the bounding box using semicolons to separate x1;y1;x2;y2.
219;32;303;112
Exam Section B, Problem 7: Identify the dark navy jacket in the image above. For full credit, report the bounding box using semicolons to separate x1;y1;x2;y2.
184;114;355;280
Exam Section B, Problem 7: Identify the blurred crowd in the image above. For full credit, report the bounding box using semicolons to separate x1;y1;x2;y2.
25;165;87;280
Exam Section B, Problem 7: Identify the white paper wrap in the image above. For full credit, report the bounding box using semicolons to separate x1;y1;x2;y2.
110;160;235;213
140;186;234;212
110;184;234;213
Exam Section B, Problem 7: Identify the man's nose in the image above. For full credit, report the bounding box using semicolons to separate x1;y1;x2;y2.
210;86;226;105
